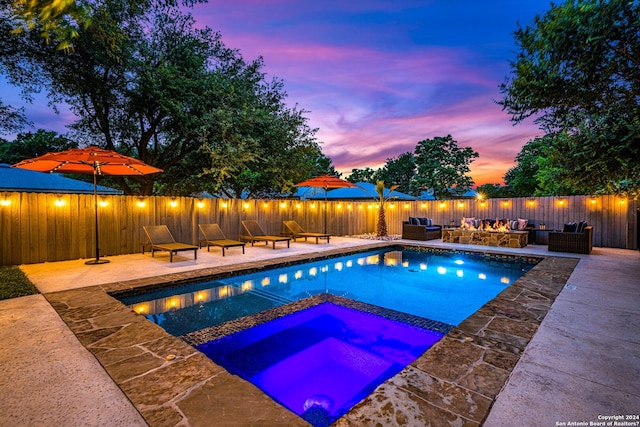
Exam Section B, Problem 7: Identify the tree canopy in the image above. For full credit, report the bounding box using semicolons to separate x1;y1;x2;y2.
347;167;379;184
413;135;478;199
347;136;478;198
0;100;29;136
0;0;327;196
504;135;581;196
0;129;78;165
499;0;640;198
375;152;416;195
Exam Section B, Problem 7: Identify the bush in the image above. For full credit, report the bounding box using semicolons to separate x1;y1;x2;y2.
0;266;39;300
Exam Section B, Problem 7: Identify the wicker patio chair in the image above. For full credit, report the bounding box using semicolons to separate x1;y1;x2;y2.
548;226;593;254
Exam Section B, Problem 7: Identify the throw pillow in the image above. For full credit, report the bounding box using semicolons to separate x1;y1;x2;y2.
577;220;587;233
418;217;428;226
510;220;518;230
563;222;577;233
409;217;419;225
517;218;528;231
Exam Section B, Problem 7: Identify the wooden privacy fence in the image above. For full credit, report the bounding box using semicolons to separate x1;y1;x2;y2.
0;192;637;265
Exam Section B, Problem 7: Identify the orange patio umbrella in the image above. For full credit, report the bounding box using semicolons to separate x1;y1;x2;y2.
294;175;358;234
13;146;163;265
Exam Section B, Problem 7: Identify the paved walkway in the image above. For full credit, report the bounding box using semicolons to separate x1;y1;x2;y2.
1;238;638;426
484;246;640;426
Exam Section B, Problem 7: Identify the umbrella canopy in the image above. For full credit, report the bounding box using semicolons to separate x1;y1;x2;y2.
13;146;163;265
294;175;358;190
13;146;163;176
294;175;358;234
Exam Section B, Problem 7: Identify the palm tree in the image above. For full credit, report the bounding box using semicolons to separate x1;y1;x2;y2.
375;181;398;238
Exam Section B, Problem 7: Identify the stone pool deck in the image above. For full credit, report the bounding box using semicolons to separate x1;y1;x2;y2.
1;237;639;426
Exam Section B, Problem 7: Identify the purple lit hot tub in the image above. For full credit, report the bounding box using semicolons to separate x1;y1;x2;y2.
197;302;444;426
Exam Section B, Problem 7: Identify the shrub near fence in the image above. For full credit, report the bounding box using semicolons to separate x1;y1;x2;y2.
0;193;637;266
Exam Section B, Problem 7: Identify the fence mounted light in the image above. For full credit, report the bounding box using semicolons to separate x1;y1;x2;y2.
98;197;109;207
421;202;427;208
0;193;10;206
439;202;446;209
221;200;228;208
280;201;287;209
197;198;205;208
528;198;535;206
54;195;65;207
243;202;250;210
136;197;146;208
169;197;178;207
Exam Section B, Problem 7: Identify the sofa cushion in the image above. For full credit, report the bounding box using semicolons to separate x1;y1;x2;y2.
577;220;587;233
563;222;577;233
418;217;432;226
409;217;420;225
425;226;440;232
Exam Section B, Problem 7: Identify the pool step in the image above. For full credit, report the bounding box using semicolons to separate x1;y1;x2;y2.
242;288;293;305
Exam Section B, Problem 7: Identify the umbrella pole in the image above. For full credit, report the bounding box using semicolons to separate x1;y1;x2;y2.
324;187;327;234
85;168;109;265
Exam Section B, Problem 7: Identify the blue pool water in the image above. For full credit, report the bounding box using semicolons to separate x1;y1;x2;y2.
197;302;444;427
120;247;537;335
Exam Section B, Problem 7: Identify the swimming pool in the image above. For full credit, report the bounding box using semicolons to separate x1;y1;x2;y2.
197;302;445;427
120;246;538;335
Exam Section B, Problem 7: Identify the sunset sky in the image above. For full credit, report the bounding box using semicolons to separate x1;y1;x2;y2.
1;0;553;186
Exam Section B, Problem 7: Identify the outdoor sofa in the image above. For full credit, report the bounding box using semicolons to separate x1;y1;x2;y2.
402;218;442;241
